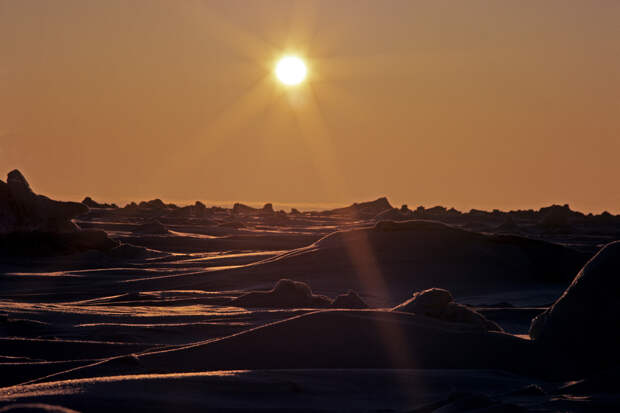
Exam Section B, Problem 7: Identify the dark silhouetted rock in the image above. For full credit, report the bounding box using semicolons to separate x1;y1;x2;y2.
290;208;301;215
231;279;332;308
331;290;368;309
262;203;274;214
393;288;503;332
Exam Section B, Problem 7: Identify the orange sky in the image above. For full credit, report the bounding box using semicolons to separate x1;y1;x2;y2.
1;1;619;212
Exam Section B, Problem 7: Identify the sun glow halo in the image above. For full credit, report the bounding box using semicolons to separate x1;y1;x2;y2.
275;56;307;86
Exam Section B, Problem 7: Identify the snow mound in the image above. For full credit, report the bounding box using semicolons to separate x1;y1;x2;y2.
394;288;503;332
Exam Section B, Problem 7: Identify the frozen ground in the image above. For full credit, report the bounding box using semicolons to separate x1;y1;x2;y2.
1;183;619;411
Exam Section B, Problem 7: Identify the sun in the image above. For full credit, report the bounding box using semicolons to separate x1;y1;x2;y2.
275;56;307;86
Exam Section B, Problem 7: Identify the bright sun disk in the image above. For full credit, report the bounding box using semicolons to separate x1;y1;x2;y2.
275;56;307;86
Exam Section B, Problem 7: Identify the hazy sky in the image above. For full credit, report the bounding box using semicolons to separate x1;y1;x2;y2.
1;1;619;212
